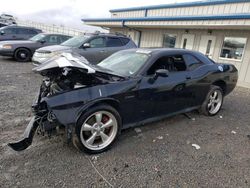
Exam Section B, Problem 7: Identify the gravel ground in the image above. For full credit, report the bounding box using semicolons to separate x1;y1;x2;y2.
0;57;250;188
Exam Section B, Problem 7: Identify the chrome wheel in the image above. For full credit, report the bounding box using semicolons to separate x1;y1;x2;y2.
207;90;222;114
80;111;118;151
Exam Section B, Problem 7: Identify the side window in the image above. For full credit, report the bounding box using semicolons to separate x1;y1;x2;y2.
147;55;187;75
3;28;17;34
17;28;29;34
106;37;123;47
60;36;71;43
183;54;203;71
120;37;130;45
48;35;59;43
28;29;38;35
89;37;106;48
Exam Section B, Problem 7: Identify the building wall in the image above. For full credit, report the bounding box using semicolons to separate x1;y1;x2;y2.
147;2;250;17
111;10;145;18
111;2;250;18
110;27;250;88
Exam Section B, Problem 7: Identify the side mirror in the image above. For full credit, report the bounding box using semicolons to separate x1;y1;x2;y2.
0;30;5;35
155;69;169;77
39;39;46;44
149;69;169;83
83;43;90;48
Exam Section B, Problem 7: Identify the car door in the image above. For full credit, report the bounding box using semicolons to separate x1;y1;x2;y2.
136;54;197;120
182;53;211;106
77;36;107;64
105;37;125;57
16;28;28;40
0;27;17;40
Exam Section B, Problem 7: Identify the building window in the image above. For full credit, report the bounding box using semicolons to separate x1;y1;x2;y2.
163;34;176;48
220;37;247;61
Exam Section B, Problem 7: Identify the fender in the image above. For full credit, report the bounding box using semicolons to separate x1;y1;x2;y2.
75;97;120;125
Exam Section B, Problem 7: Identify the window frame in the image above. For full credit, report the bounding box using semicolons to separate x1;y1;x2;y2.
146;54;187;76
162;33;177;48
88;36;106;48
3;27;17;34
219;36;247;62
182;53;204;71
106;36;123;47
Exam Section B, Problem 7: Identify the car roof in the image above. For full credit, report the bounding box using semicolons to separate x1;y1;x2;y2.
83;33;130;39
1;25;41;30
122;48;196;55
120;48;212;64
39;33;71;37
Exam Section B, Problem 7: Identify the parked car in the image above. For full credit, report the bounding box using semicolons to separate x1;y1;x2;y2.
0;14;16;24
0;23;7;28
0;25;42;41
8;49;238;153
0;33;71;62
32;33;137;64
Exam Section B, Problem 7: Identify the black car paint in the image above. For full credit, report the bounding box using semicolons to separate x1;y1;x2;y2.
8;49;237;151
43;50;237;130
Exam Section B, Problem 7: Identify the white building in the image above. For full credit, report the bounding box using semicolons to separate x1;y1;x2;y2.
82;0;250;88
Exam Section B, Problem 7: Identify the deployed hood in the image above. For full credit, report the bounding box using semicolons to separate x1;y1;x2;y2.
33;52;125;78
36;45;72;53
33;52;95;73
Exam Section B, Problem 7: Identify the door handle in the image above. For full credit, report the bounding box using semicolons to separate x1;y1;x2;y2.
186;76;191;80
100;50;106;53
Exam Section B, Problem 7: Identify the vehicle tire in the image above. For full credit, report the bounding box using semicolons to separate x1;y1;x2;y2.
74;104;121;154
14;48;31;62
200;85;224;116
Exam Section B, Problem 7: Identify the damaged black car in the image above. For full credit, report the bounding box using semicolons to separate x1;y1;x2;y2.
8;49;238;153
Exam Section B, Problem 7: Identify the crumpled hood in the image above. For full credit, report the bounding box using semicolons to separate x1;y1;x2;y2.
36;45;72;53
33;52;95;73
33;52;125;78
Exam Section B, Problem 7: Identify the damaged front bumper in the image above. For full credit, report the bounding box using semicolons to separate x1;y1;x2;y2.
8;116;40;151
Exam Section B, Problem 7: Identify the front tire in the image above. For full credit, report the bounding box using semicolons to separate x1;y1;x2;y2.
14;48;31;62
200;85;224;116
74;104;121;154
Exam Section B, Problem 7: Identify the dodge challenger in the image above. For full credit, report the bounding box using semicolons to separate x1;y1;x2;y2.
8;48;238;153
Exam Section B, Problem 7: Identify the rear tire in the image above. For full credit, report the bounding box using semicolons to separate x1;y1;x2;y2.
74;104;121;154
14;48;31;62
200;85;224;116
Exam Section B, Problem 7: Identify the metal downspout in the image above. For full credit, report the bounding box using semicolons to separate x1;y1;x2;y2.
122;20;142;47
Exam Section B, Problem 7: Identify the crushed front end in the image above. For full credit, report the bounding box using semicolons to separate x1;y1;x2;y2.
8;52;122;151
8;79;64;151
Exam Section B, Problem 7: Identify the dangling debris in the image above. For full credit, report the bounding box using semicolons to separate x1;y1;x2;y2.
192;144;201;150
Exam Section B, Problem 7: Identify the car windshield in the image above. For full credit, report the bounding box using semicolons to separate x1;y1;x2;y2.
30;34;45;41
98;50;150;76
61;35;90;47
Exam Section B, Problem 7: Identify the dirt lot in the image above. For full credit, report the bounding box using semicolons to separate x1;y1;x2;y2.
0;57;250;188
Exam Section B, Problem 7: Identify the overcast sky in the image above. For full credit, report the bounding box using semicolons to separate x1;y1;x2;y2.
1;0;199;32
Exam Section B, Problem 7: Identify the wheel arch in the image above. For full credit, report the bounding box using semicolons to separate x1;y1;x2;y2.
14;47;32;55
212;80;227;95
76;98;121;125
